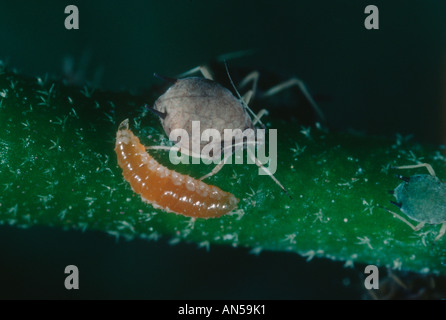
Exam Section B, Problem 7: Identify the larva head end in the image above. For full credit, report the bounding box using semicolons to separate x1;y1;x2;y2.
118;119;130;131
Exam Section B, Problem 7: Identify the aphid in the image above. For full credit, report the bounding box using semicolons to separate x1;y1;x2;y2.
150;73;254;159
115;119;239;218
145;62;323;198
385;163;446;242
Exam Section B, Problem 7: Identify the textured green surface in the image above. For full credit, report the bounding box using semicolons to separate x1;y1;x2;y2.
1;70;445;275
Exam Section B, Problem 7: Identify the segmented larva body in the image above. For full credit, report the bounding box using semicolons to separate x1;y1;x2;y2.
115;119;239;218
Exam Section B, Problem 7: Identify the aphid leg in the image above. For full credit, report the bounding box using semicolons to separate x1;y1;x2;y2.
242;90;254;105
262;77;326;124
252;109;269;126
434;223;446;242
199;140;291;199
392;163;436;177
382;206;425;231
146;145;180;152
199;152;233;181
246;148;292;200
177;65;214;80
238;71;260;100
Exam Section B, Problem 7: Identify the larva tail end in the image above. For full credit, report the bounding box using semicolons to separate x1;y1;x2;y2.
118;119;130;131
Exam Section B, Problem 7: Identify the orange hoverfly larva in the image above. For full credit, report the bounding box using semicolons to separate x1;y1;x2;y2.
114;119;239;218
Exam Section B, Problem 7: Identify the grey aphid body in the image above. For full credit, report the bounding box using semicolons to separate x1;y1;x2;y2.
153;77;253;159
148;68;291;198
394;174;446;224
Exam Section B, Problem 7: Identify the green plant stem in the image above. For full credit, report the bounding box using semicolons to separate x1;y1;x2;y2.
1;71;445;275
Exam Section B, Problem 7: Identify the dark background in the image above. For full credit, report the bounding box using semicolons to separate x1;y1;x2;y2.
1;0;446;299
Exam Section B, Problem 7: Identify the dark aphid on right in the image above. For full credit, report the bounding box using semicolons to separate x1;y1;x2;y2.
386;163;446;242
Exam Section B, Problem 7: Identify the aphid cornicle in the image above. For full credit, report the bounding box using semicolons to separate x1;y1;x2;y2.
386;163;446;242
115;119;239;218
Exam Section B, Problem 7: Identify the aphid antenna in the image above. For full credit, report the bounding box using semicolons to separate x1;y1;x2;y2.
153;73;177;84
216;49;256;62
227;140;293;200
223;60;266;129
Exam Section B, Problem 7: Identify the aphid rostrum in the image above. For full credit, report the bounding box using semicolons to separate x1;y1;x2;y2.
115;119;239;218
385;163;446;241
